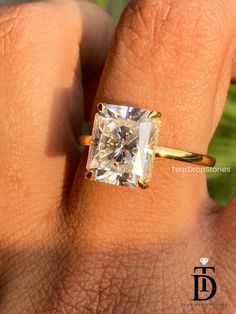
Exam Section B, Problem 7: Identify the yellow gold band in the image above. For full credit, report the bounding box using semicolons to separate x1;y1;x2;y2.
78;135;216;167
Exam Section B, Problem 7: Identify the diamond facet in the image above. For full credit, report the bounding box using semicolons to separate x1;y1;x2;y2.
87;104;161;187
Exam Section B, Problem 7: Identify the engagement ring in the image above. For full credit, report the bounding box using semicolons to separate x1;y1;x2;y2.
78;103;216;188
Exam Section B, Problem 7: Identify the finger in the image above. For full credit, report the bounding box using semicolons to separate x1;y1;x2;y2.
71;0;236;244
232;56;236;82
79;1;114;120
0;1;113;243
215;194;236;256
79;1;114;79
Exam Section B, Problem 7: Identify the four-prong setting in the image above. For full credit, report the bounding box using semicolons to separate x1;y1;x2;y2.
86;103;161;188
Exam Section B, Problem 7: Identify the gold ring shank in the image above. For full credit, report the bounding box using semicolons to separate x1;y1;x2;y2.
78;135;216;167
155;147;215;167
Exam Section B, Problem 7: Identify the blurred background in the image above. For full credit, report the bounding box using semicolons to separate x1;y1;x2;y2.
0;0;235;205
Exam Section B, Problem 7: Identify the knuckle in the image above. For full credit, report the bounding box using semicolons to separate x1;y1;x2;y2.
0;2;77;59
118;0;235;61
0;4;44;57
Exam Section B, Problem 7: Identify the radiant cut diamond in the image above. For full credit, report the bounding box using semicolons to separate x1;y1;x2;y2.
87;104;161;187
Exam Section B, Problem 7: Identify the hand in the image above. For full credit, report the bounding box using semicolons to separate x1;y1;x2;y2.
0;0;236;313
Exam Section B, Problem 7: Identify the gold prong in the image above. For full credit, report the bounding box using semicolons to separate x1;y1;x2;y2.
85;171;93;180
97;103;106;114
138;180;149;189
148;111;161;119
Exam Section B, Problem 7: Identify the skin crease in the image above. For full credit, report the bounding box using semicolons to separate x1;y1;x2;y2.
0;0;236;313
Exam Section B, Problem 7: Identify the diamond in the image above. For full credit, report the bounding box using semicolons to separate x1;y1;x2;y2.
87;104;161;187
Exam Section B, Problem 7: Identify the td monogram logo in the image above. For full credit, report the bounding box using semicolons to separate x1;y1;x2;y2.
191;258;217;301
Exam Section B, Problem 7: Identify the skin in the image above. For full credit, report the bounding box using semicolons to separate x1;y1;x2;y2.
0;0;236;313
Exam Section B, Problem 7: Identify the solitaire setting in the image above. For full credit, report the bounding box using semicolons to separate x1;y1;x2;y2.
86;103;161;188
78;103;216;189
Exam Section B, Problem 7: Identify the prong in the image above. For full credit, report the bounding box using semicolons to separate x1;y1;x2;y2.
97;103;106;114
138;180;149;189
148;111;161;119
85;171;93;180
